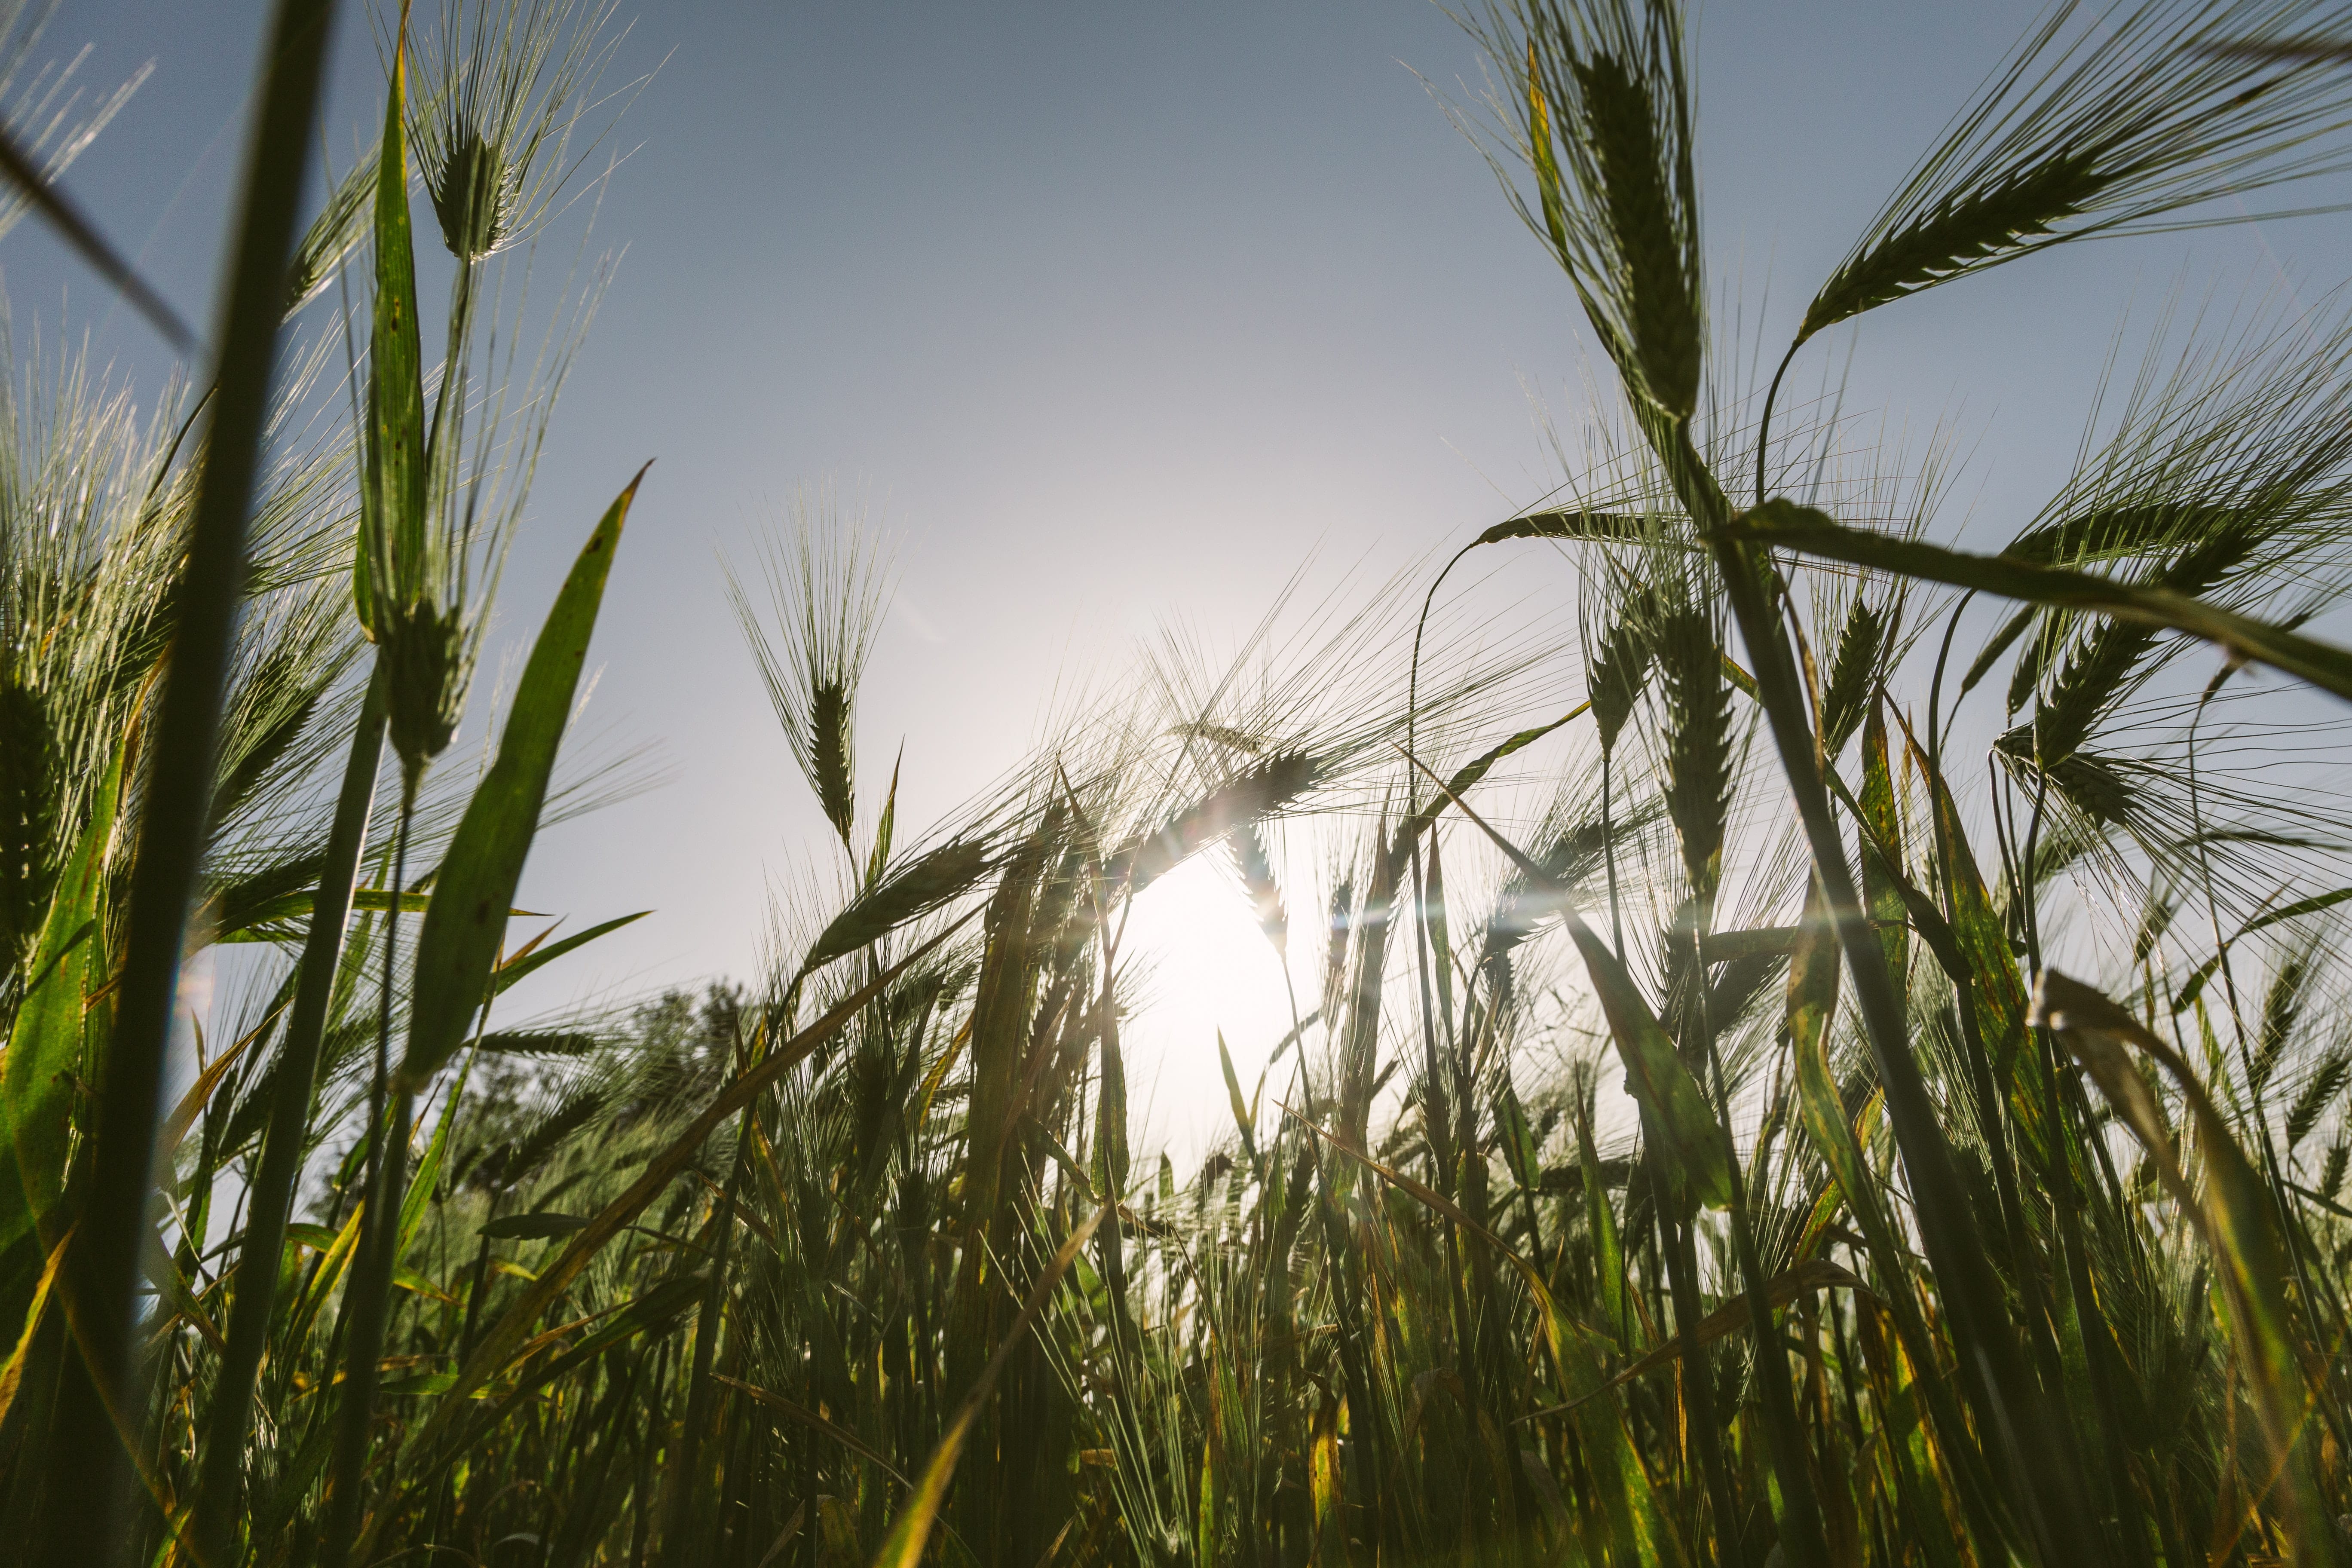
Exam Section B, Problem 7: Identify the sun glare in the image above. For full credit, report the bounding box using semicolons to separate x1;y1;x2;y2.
1114;852;1304;1167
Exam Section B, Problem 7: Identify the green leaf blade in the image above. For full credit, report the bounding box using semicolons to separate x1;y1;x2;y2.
398;469;646;1087
1736;499;2352;705
0;744;121;1309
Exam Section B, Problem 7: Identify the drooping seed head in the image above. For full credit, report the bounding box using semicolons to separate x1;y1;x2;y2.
1586;602;1651;756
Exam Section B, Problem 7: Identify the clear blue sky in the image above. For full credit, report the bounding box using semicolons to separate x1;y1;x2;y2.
30;1;2352;1155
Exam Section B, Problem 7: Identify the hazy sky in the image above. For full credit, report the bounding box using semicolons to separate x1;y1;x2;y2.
29;1;2352;1156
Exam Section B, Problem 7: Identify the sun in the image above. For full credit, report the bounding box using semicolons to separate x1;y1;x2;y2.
1112;850;1306;1169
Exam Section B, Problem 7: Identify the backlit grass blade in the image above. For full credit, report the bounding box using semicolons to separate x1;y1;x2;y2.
1574;1110;1629;1348
395;1053;472;1250
866;747;900;888
486;908;649;998
154;1011;269;1162
0;119;196;353
1095;1007;1130;1201
1218;1029;1260;1174
1399;704;1588;846
282;1200;364;1358
1308;1402;1345;1568
398;467;646;1088
0;1225;69;1433
224;884;527;935
0;740;119;1324
137;1226;224;1352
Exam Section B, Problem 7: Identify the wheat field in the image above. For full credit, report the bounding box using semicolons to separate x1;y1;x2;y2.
11;1;2352;1565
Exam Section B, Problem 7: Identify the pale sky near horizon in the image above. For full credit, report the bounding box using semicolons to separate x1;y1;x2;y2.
27;0;2352;1160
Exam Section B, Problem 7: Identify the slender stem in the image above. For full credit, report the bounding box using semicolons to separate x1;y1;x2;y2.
193;666;388;1566
1754;340;1802;508
1406;542;1480;822
138;381;217;518
1602;747;1624;963
319;777;417;1568
1407;839;1451;1193
37;5;339;1562
1925;595;1971;761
